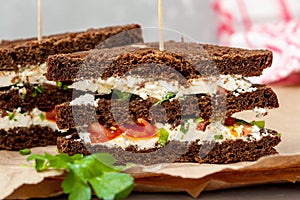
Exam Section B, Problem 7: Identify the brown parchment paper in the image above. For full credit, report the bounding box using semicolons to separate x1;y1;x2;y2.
2;86;300;199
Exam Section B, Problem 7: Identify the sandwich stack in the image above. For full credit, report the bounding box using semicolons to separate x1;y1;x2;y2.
47;41;281;165
0;24;143;150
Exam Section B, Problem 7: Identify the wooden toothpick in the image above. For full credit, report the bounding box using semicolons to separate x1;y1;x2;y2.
38;0;42;41
158;0;164;51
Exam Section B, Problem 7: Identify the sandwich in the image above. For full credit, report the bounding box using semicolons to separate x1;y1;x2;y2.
46;41;281;165
0;24;143;150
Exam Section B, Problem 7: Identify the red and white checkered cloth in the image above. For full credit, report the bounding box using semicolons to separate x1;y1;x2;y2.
212;0;300;85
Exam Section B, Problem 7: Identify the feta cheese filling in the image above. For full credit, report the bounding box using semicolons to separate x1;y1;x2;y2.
73;119;269;151
70;75;257;100
0;63;56;87
0;108;58;131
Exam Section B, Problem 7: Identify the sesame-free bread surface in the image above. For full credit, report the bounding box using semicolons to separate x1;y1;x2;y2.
0;24;143;71
57;129;280;165
46;41;272;81
55;84;279;129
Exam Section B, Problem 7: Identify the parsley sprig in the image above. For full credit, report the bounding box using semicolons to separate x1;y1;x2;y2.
27;153;134;200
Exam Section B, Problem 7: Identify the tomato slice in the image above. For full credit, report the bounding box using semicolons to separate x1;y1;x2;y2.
224;117;235;126
45;108;56;122
124;118;157;138
88;123;122;143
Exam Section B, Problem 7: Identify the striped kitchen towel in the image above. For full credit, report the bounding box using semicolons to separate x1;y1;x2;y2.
212;0;300;85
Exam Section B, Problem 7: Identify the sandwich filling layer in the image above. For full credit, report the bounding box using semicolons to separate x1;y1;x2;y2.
0;63;56;87
66;117;275;151
0;108;58;131
70;75;257;100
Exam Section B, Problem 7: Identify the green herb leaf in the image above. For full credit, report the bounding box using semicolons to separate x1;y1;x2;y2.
28;153;134;200
62;84;69;90
21;93;26;100
39;113;45;121
214;134;224;140
113;90;131;101
276;133;282;137
194;117;204;124
235;118;248;125
19;148;31;155
35;85;44;94
8;112;15;120
154;92;176;105
180;121;190;134
157;128;169;146
250;120;265;129
56;81;63;88
89;172;134;200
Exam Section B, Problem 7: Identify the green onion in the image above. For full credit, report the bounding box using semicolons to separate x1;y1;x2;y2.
19;148;31;155
157;128;169;146
250;120;265;129
214;134;224;140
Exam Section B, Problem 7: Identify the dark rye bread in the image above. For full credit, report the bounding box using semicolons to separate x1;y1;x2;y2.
56;129;280;165
0;84;73;112
0;24;143;71
0;125;73;150
46;41;272;81
55;84;279;129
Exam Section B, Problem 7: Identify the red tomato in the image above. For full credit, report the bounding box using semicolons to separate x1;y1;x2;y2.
124;118;157;138
88;123;122;143
224;117;235;126
45;108;56;122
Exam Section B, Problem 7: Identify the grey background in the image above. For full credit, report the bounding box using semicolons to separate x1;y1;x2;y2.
0;0;216;43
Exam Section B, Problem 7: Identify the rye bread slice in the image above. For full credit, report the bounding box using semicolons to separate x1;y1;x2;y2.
46;41;272;81
0;125;76;150
0;84;73;112
55;84;279;129
0;24;143;71
56;129;280;165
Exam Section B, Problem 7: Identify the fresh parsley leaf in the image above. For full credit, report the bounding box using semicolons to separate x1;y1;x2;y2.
19;148;31;155
154;92;176;105
157;128;169;146
214;134;224;140
27;153;134;200
250;120;265;129
89;172;134;200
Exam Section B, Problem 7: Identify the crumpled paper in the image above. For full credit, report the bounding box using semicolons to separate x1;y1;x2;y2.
2;86;300;199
